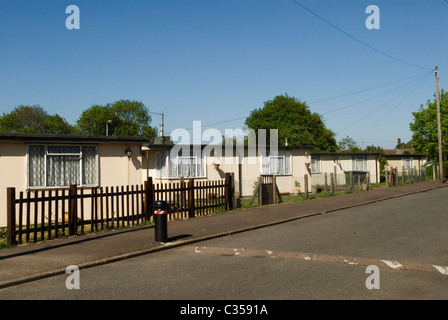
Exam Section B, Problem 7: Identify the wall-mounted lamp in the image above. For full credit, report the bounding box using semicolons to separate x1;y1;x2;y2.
125;147;132;159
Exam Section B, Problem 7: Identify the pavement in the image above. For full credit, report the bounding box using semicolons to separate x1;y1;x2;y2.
0;179;447;289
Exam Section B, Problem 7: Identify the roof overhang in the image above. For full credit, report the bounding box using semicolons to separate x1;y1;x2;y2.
0;133;148;144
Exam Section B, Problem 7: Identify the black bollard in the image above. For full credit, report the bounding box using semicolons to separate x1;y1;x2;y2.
154;200;168;243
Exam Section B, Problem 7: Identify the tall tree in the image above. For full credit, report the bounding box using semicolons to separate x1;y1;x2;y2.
409;90;448;162
245;94;337;151
76;104;117;136
0;105;75;134
76;100;157;141
337;136;362;152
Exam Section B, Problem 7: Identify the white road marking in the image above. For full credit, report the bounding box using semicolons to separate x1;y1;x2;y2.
433;265;448;275
180;246;448;276
340;256;359;265
381;260;403;270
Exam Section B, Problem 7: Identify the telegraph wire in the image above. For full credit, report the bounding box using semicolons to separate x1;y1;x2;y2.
321;71;432;115
309;70;434;105
358;72;432;139
292;0;433;70
336;72;432;135
359;76;429;138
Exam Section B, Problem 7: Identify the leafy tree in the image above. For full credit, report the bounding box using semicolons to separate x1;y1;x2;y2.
337;136;362;152
364;144;387;172
76;100;157;141
409;90;448;162
76;104;117;136
245;94;337;151
0;105;75;134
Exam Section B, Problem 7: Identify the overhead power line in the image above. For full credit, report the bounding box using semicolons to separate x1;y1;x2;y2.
292;0;433;70
336;72;432;135
321;71;432;115
309;70;434;105
357;72;432;139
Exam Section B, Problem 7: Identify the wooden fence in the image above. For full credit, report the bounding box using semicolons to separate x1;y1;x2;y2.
6;173;234;245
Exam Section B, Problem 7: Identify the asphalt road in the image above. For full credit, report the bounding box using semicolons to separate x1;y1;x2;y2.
1;187;447;305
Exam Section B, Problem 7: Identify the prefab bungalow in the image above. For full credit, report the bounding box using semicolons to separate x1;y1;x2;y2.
383;153;427;175
142;138;314;198
309;152;382;187
0;133;147;227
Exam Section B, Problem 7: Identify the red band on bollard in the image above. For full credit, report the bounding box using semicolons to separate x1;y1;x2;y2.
154;210;166;215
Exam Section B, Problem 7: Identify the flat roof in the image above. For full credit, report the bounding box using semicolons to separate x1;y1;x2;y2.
383;153;427;158
145;142;315;149
0;133;148;144
312;152;382;156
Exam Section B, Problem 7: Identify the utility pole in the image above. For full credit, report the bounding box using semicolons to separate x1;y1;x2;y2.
150;111;165;137
435;66;444;183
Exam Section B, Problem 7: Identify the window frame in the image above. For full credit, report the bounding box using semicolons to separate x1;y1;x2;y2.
351;155;368;172
26;144;99;189
261;151;292;175
401;157;414;170
155;150;207;179
311;155;321;174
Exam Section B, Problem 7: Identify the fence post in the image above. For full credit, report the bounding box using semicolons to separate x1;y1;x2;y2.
366;171;371;191
230;172;235;210
385;165;389;187
258;176;263;205
304;174;309;199
7;188;17;245
330;172;334;196
188;178;195;218
324;172;328;193
389;166;394;187
225;173;232;211
333;166;337;187
145;177;154;220
68;184;77;236
350;171;354;192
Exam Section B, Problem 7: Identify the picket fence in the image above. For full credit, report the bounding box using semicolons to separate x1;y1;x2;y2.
6;173;234;245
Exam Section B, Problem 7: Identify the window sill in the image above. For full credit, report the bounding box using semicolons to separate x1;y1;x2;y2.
27;185;99;191
154;177;207;180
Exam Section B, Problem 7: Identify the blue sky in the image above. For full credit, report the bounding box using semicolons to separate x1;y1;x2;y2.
0;0;446;149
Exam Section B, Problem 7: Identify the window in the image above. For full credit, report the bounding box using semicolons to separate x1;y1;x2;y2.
155;150;206;178
28;145;98;188
402;157;414;170
352;155;367;172
262;151;292;175
311;155;321;173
